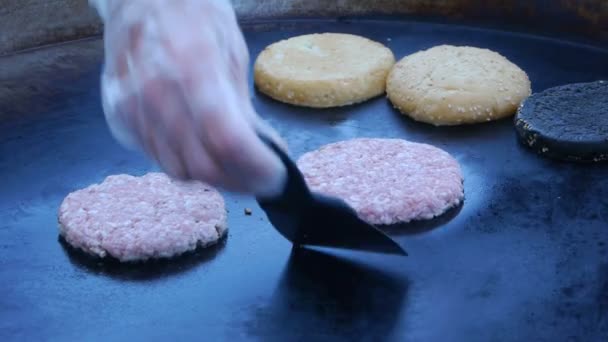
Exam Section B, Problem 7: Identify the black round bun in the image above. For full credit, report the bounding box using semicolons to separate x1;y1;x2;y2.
515;80;608;162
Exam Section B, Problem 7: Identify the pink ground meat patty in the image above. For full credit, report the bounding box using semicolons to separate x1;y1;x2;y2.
297;138;464;225
58;172;227;262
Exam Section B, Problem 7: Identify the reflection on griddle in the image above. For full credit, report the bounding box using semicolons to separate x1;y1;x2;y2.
244;247;409;341
58;234;227;281
254;87;355;127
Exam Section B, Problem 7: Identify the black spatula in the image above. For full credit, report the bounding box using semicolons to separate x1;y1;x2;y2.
256;134;407;256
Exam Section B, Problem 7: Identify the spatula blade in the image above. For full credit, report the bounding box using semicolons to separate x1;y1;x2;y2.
256;133;407;256
295;193;408;256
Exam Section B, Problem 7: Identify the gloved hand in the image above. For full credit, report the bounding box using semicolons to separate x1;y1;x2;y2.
89;0;287;197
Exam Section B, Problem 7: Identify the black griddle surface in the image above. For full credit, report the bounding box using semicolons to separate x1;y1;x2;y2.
1;19;607;341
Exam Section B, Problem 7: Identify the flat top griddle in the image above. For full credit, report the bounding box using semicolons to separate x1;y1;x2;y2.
1;18;607;341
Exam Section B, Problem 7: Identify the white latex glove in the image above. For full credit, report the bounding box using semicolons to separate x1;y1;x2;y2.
89;0;286;197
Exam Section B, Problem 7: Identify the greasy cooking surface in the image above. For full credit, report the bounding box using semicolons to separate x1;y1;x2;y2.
1;19;608;341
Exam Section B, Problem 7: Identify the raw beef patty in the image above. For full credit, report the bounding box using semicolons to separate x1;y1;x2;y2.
58;172;227;262
297;138;464;225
